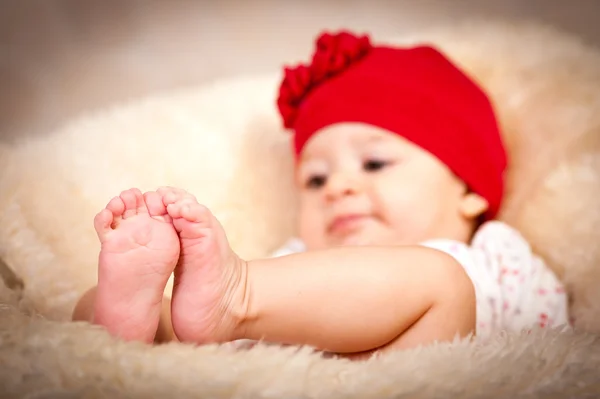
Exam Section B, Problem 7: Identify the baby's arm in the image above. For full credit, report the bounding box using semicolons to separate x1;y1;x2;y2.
239;245;476;354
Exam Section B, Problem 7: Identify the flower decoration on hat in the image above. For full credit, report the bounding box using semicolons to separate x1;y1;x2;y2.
277;31;372;129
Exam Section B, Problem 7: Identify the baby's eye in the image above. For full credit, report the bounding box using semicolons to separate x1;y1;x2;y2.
363;159;388;172
305;175;327;189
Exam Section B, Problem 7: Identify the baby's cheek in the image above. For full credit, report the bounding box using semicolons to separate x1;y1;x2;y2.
378;193;436;239
378;188;420;220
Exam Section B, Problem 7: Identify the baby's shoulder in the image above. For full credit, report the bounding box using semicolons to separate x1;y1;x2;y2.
420;221;530;262
471;221;532;253
467;221;546;277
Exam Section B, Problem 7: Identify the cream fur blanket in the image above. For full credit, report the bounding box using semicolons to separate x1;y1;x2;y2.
1;20;600;397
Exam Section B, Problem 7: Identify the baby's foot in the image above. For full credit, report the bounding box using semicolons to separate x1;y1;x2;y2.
158;187;249;344
93;188;180;343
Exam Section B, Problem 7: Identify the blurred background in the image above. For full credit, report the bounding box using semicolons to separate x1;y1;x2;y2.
1;0;599;143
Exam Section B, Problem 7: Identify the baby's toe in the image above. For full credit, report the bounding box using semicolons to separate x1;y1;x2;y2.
132;188;149;214
159;187;197;206
180;202;210;223
94;208;114;240
166;198;201;220
168;201;212;239
120;188;144;218
144;191;171;222
106;196;125;217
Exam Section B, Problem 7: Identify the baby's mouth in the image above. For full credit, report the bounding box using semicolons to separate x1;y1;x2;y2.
328;214;371;236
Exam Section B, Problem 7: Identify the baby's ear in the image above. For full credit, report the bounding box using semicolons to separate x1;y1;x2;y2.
459;192;489;220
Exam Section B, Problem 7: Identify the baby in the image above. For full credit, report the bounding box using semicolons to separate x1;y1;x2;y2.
72;31;570;359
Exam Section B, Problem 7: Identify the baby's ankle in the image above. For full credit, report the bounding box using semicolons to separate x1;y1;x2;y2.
227;257;253;340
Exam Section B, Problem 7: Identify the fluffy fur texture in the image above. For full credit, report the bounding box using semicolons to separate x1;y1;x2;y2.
1;19;600;397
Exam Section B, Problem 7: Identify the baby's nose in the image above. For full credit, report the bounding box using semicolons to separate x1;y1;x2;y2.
325;173;362;200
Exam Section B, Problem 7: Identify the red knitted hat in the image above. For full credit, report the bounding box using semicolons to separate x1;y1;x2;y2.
276;30;507;219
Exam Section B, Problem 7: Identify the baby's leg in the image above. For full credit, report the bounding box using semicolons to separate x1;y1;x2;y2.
72;188;181;344
159;188;475;355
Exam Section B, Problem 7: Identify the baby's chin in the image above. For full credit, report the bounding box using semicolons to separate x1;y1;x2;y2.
302;225;411;249
336;234;373;247
330;230;391;248
332;229;417;248
302;234;372;250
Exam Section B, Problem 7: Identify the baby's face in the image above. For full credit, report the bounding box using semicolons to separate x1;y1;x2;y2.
295;123;480;249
